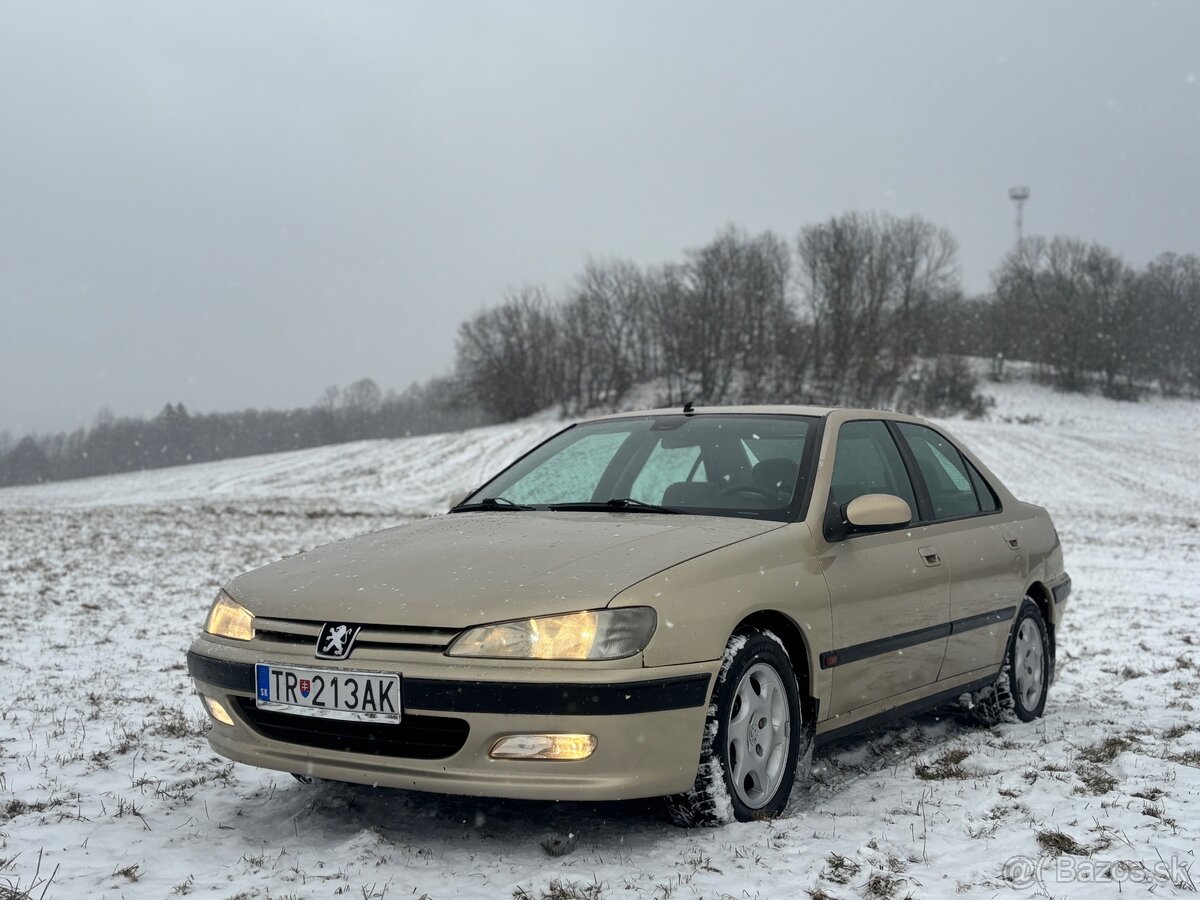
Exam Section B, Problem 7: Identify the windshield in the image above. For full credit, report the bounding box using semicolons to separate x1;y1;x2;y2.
459;414;819;521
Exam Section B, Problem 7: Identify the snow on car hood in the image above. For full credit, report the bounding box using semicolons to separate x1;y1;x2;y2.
226;510;782;628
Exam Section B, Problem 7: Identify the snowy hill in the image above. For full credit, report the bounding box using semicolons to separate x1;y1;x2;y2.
2;378;1198;898
4;374;1196;524
0;419;561;514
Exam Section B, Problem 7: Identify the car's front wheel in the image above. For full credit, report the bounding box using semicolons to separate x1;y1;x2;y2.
665;628;807;826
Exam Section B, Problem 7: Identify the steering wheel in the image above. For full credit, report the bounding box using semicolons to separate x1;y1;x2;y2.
715;484;776;500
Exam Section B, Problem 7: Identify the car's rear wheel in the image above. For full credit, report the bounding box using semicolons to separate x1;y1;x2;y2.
971;597;1051;724
664;628;807;826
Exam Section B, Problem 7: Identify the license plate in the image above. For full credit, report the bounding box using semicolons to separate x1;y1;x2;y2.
255;664;401;723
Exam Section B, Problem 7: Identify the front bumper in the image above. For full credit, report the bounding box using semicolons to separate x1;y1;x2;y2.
187;640;716;801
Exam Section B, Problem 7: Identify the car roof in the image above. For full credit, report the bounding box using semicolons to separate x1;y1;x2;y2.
582;404;926;424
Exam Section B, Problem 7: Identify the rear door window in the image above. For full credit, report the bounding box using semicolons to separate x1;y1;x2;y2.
895;423;982;520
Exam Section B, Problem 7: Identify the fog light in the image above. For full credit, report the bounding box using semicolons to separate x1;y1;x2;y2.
489;733;597;761
201;695;234;727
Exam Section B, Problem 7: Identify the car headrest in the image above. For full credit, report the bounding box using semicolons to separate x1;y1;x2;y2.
752;457;799;494
662;481;718;508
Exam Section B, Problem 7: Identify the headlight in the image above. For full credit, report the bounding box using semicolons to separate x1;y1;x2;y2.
447;608;656;660
204;590;255;641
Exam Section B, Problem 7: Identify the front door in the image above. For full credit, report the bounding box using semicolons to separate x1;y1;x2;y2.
818;420;951;717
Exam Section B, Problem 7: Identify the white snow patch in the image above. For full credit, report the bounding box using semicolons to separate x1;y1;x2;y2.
2;377;1199;897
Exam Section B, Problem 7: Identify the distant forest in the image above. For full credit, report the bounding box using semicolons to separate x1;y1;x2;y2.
0;379;484;488
3;212;1199;488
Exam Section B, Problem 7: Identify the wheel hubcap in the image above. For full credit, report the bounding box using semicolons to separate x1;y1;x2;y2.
1013;619;1045;709
726;662;790;808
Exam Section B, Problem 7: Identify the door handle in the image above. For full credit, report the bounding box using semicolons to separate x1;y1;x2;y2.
918;546;942;567
1004;534;1021;550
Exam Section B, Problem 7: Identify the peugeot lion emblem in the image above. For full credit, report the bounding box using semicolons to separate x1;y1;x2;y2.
316;623;361;660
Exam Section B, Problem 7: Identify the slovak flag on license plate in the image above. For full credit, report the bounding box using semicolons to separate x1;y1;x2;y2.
299;678;311;698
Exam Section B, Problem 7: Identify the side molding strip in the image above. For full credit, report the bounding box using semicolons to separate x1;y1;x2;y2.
820;605;1017;669
950;606;1017;633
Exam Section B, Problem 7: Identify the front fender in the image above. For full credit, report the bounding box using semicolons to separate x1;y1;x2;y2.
611;522;833;716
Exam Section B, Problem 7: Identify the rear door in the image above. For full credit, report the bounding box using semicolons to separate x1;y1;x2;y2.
819;420;951;716
892;423;1027;681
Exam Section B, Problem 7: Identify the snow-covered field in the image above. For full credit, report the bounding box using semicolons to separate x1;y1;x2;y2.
2;380;1198;899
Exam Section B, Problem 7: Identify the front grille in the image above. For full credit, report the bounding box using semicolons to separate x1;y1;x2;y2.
253;617;459;653
234;698;469;760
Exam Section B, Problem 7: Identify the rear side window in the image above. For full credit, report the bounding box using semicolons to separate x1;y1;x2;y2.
967;461;999;513
895;423;982;520
829;420;917;514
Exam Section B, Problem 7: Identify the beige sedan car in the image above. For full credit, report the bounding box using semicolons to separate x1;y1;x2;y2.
188;406;1069;825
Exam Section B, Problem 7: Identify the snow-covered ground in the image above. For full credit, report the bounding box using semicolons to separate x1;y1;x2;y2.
2;378;1198;899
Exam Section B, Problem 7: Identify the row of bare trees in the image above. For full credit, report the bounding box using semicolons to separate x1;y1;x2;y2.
988;239;1200;397
455;215;968;420
455;217;1200;421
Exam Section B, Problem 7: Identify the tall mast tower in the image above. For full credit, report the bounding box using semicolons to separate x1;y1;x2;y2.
1008;185;1031;245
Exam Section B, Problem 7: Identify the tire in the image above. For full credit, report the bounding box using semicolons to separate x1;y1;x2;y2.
970;598;1051;725
664;628;808;827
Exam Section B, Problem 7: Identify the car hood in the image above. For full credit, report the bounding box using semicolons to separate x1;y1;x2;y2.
227;510;782;628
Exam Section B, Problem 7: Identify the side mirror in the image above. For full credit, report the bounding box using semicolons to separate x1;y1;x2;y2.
447;489;470;510
844;493;912;529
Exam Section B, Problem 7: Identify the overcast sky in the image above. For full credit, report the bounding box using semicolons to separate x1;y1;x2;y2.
2;1;1197;434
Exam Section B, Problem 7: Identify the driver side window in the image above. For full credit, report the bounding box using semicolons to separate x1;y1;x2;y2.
829;420;917;514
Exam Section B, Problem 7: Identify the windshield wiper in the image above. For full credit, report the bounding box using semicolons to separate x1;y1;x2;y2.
548;498;681;514
451;496;535;512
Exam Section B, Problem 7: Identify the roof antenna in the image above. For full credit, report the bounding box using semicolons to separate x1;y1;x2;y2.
682;400;694;414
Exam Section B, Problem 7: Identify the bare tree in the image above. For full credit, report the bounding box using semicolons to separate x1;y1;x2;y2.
798;213;880;403
1080;245;1137;397
797;213;962;406
455;287;561;420
677;228;745;404
344;379;382;413
644;263;695;406
650;227;799;405
558;259;653;414
339;378;384;438
1139;253;1200;396
731;230;795;403
891;217;959;364
993;236;1137;393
